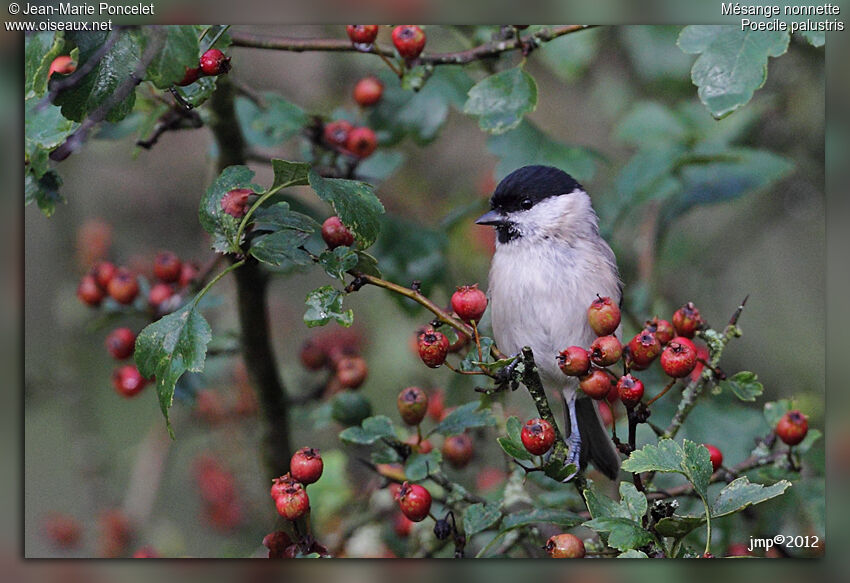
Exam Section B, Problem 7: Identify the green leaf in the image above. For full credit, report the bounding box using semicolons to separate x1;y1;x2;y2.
428;402;495;437
711;477;791;516
621;439;684;474
464;66;538;134
135;302;212;437
54;30;141;123
538;27;600;81
583;481;647;523
405;450;442;482
583;517;654;552
618;549;649;558
271;159;311;190
26;98;79;153
682;440;713;499
330;391;372;427
26;31;66;98
250;230;313;267
304;285;354;328
719;371;764;402
338;415;396;445
308;170;385;248
318;247;359;281
615;101;689;147
142;26;199;89
172;75;218;108
252;201;319;234
498;416;533;460
236;95;309;148
678;26;790;118
799;30;825;48
618;482;648;523
653;514;705;538
500;508;584;530
487;120;599;182
463;503;502;536
198;165;262;253
353;251;382;278
25;170;64;217
620;26;694;83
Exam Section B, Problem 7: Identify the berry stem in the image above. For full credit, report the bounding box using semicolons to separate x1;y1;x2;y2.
375;50;403;77
645;378;677;407
471;320;484;363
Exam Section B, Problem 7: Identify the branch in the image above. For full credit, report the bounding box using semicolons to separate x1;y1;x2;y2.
516;347;570;467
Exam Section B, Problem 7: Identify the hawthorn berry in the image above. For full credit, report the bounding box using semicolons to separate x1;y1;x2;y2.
407;436;433;454
598;401;614;427
672;302;703;338
590;335;622;367
660;337;698;378
335;356;368;389
77;274;106;306
557;346;591;376
112;365;148;398
397;386;429;426
395;481;432;522
44;513;81;549
263;531;293;558
776;410;809;446
616;374;645;408
220;188;252;218
153;251;182;283
178;262;199;288
520;418;556;456
627;330;662;369
199;48;231;76
353;76;383;107
346;25;379;44
323;119;353;148
689;343;711;382
105;327;136;360
392;25;426;59
579;369;614;400
587;296;621;336
92;261;117;289
394;513;414;537
48;55;76;77
704;444;723;472
299;339;327;371
646;317;675;345
106;268;139;305
428;389;446;421
98;508;133;558
274;481;310;520
176;66;201;86
321;216;355;249
418;329;449;368
148;282;174;308
270;474;295;500
546;533;586;558
290;447;323;485
442;434;474;469
346;126;378;158
451;284;488;323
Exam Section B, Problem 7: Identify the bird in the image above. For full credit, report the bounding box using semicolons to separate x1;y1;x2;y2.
476;165;621;480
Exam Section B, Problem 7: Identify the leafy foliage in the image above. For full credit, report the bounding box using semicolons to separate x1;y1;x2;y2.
142;26;200;89
464;66;538;134
497;416;533;461
719;371;764;402
236;93;309;148
338;415;396;445
308;170;385;248
427;401;496;437
199;165;262;253
303;285;354;328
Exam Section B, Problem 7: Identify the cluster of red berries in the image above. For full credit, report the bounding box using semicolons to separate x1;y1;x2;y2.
346;25;427;60
322;120;378;160
396;386;473;468
299;327;369;393
176;48;231;87
270;447;324;521
195;455;243;532
414;284;487;368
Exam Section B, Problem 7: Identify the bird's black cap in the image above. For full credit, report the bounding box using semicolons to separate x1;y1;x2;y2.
489;165;583;213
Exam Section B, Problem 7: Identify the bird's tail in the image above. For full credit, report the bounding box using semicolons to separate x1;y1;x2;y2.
574;397;621;480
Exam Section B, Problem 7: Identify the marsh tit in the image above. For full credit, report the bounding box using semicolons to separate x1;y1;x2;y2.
477;165;621;480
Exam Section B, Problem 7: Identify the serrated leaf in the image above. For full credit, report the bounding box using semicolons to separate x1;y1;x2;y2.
799;29;825;48
26;31;66;98
54;30;141;123
270;159;311;189
682;440;713;499
304;285;353;328
719;371;763;402
500;508;584;530
619;482;648;523
237;97;309;148
249;230;313;266
621;439;684;474
505;416;523;445
583;517;654;551
198;165;262;253
618;549;649;558
318;247;359;280
584;482;626;519
653;514;705;538
135;302;212;437
463;503;501;536
497;437;533;461
678;26;790;118
405;450;442;482
353;251;382;278
428;401;495;437
338;415;396;445
26;98;79;152
252;201;319;234
143;26;199;89
459;337;495;372
464;67;537;134
308;170;384;248
542;457;579;482
712;477;791;516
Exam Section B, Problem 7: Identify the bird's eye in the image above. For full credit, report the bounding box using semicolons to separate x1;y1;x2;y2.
520;198;533;210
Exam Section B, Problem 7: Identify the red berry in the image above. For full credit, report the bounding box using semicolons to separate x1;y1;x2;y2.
48;55;76;76
321;216;355;249
323;119;353;148
557;346;591;376
395;481;432;522
353;76;383;107
153;251;182;283
451;284;488;323
263;531;293;558
270;474;294;500
346;25;379;44
393;513;414;537
590;335;622;367
397;386;429;426
199;48;231;76
726;543;752;557
112;365;148;398
660;337;698;378
178;262;199;288
275;481;310;520
392;25;426;59
176;66;200;86
335;356;368;389
290;447;323;485
442;434;474;469
672;302;703;338
646;317;674;344
427;389;446;421
704;444;723;472
346;126;377;158
105;327;136;360
92;261;117;289
627;331;662;369
77;274;106;306
579;369;614;400
148;282;174;308
616;374;645;408
598;401;614;426
546;533;586;558
404;436;433;453
776;410;809;446
520;418;556;456
132;546;159;558
587;296;621;336
418;329;449;368
220;188;252;218
299;339;327;371
98;508;133;558
44;513;81;549
689;344;710;382
106;268;139;305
